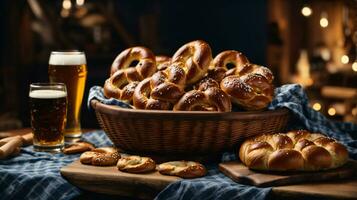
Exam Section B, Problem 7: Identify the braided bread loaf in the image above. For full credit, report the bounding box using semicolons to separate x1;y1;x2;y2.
239;130;349;171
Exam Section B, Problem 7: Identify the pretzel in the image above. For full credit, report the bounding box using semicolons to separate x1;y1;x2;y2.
63;141;95;154
239;130;349;171
133;63;187;109
204;50;248;83
156;55;171;71
103;70;139;102
220;71;274;110
136;40;213;109
117;155;156;173
134;41;212;109
174;78;231;112
133;78;171;110
105;47;156;102
172;40;212;85
150;62;187;103
211;50;250;78
207;50;273;110
80;147;120;166
110;46;156;77
158;161;207;178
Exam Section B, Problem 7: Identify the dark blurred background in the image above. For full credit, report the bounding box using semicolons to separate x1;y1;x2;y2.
0;0;356;131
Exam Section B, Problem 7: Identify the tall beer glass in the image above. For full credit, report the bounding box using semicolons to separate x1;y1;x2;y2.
48;51;87;138
29;83;67;152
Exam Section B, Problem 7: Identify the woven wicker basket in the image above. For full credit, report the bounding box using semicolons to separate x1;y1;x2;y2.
91;99;289;160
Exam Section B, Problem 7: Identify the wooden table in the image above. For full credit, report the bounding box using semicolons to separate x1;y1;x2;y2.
271;180;357;200
2;128;357;200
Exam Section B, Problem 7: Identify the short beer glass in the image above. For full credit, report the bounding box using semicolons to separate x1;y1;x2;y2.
48;51;87;138
29;83;67;152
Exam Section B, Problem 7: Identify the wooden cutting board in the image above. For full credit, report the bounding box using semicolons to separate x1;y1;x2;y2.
60;160;180;199
219;160;356;187
61;159;357;200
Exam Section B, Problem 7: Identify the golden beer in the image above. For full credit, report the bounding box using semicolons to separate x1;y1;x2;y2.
48;51;87;137
29;83;67;152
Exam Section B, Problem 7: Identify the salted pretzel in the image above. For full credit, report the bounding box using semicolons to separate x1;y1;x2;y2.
133;78;172;110
239;130;349;171
133;40;212;109
174;78;231;112
209;50;273;82
80;147;120;166
150;62;187;103
221;71;274;111
104;47;157;102
103;71;139;102
117;155;156;173
212;51;274;110
133;63;187;109
172;40;212;85
156;55;171;71
158;161;207;178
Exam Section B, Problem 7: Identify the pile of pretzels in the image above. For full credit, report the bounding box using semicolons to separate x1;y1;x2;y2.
78;146;207;178
104;40;274;111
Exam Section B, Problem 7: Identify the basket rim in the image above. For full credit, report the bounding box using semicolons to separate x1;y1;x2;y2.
91;99;290;120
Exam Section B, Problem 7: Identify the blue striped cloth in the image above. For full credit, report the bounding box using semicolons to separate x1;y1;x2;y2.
0;132;113;200
87;86;133;109
1;84;356;200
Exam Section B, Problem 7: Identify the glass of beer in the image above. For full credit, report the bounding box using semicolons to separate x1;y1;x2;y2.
29;83;67;152
48;51;87;138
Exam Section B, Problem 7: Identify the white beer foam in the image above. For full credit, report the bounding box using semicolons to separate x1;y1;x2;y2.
30;90;67;99
49;53;86;65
